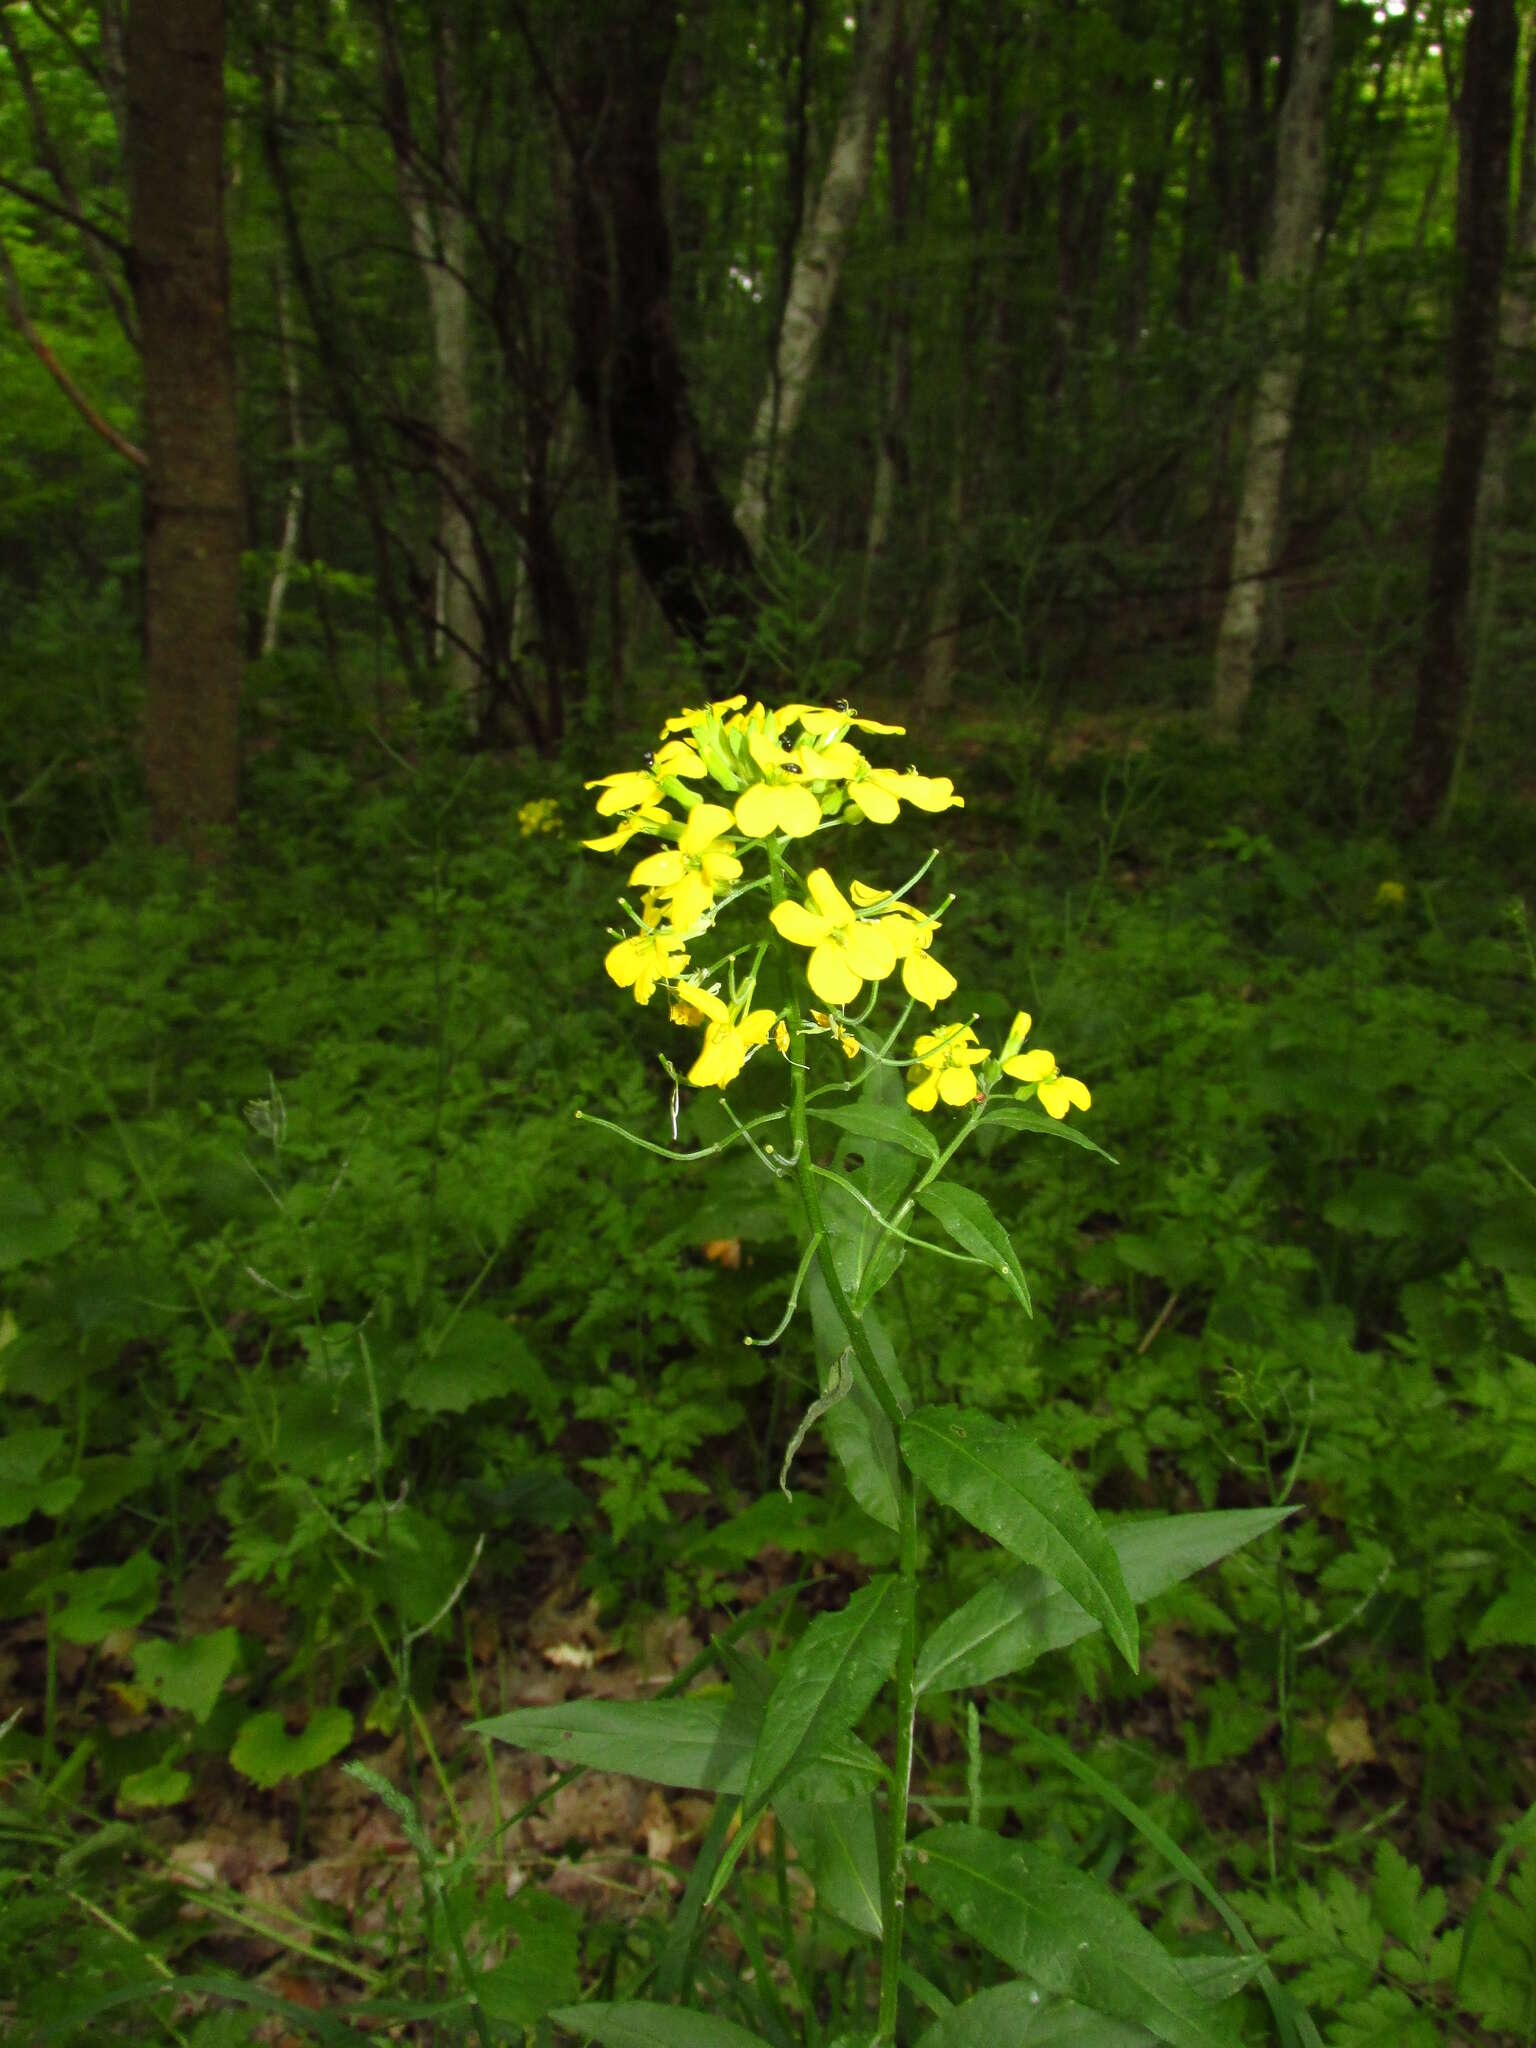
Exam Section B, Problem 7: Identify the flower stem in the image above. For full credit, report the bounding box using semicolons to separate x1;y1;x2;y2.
876;1473;920;2044
765;837;921;2041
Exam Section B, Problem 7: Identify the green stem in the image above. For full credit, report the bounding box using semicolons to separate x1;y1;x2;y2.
764;838;921;2044
877;1476;921;2044
766;841;906;1434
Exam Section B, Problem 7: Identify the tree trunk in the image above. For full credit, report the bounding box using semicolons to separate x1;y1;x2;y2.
1472;32;1536;569
1211;0;1334;739
861;0;918;643
376;9;486;717
1404;0;1519;829
261;258;304;657
125;0;243;853
736;0;908;556
562;3;757;650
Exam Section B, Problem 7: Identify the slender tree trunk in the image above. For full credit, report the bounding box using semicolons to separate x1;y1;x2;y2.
1211;0;1334;738
376;9;486;715
736;0;909;556
1472;33;1536;567
261;258;304;657
861;0;917;643
406;192;483;711
1404;0;1520;829
561;2;757;649
256;19;422;690
125;0;243;853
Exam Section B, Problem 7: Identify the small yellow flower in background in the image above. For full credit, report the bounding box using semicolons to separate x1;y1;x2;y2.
773;1018;791;1055
1002;1044;1091;1120
518;797;563;837
907;1023;990;1112
627;803;744;930
849;881;957;1008
770;867;898;1006
1374;879;1407;911
604;927;690;1006
670;982;779;1089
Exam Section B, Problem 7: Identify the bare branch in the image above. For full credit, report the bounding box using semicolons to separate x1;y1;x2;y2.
0;226;145;469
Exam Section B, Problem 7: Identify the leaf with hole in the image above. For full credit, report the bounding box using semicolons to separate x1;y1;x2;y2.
230;1706;353;1789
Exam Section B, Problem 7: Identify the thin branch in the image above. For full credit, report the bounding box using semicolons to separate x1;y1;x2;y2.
0;227;145;469
0;168;132;259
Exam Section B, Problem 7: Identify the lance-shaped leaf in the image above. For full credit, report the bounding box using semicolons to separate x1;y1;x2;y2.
550;2002;768;2046
742;1574;907;1818
909;1827;1243;2048
902;1406;1136;1668
915;1184;1032;1314
776;1791;884;1936
917;1506;1294;1696
471;1697;756;1793
980;1100;1119;1163
917;1982;1154;2046
811;1101;939;1162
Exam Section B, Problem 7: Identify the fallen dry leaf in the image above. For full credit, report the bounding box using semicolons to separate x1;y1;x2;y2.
1325;1705;1376;1769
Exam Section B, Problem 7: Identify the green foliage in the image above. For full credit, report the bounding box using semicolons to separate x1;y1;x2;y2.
0;677;1532;2043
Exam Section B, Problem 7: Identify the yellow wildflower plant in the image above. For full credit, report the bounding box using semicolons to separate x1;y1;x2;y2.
626;803;744;930
583;699;1053;1098
1000;1014;1090;1119
769;867;898;1008
669;982;780;1089
847;764;964;825
570;698;1155;2048
582;804;673;853
907;1022;990;1112
1003;1048;1091;1120
848;881;956;1008
603;927;690;1006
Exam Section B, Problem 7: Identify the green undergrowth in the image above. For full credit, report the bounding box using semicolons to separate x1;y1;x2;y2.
2;696;1534;2043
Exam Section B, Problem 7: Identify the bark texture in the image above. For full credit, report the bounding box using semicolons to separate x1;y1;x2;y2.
736;0;906;556
565;4;756;650
1211;0;1333;738
1404;0;1519;830
126;0;243;852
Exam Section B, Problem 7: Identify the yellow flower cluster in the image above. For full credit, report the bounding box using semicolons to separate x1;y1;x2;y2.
517;797;563;837
585;697;1088;1120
